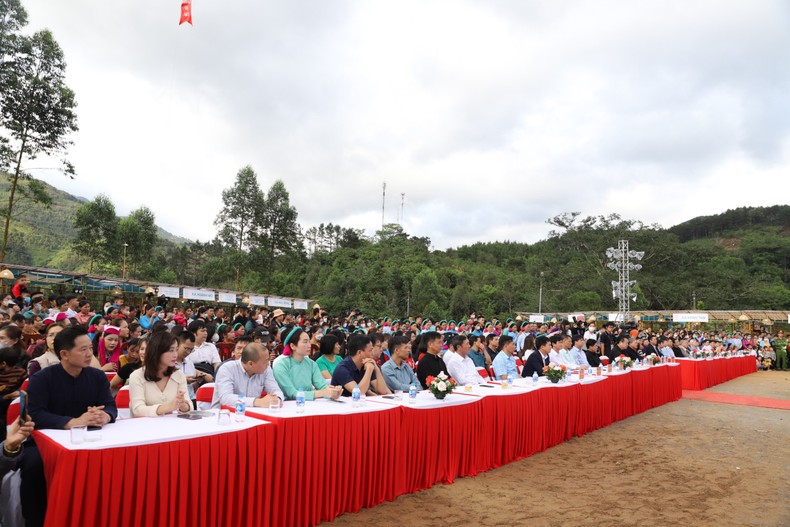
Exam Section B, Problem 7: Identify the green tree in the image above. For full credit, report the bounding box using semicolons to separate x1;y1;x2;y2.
0;0;27;64
72;194;118;272
118;206;158;277
214;165;263;251
0;28;77;262
260;180;301;256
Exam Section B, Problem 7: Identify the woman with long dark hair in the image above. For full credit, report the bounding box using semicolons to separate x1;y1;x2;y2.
128;331;192;417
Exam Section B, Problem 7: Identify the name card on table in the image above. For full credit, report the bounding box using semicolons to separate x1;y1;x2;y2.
217;292;237;304
157;286;180;298
248;295;266;306
267;297;292;309
293;300;309;310
183;288;216;302
672;313;709;323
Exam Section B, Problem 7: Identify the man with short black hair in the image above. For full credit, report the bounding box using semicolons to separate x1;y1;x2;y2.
186;319;221;373
23;326;117;526
445;334;484;385
381;335;420;391
585;339;602;367
415;331;446;389
332;334;390;396
522;335;551;377
485;333;500;361
600;322;617;360
568;334;589;368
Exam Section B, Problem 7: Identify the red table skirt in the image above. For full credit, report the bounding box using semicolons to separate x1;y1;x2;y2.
35;424;273;527
679;357;757;390
39;368;683;527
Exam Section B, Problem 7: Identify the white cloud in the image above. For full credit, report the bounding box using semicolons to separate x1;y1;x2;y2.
20;0;790;250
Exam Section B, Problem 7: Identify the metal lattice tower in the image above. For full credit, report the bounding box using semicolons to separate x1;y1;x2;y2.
606;240;644;323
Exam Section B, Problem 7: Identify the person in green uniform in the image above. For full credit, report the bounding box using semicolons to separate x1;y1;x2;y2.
272;327;341;400
773;331;788;371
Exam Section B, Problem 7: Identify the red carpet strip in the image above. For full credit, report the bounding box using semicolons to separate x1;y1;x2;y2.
682;390;790;410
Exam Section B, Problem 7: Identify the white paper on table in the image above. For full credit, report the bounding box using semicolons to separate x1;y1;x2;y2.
245;397;397;419
400;390;481;409
37;410;270;451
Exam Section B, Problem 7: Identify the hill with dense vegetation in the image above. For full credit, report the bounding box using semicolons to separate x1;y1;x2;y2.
2;175;789;318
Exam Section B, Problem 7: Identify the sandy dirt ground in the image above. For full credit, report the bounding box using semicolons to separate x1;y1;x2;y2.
321;371;790;527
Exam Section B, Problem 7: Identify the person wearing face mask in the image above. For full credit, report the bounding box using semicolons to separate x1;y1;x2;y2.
139;304;157;331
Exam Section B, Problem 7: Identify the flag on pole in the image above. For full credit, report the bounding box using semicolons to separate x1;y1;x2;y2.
179;0;192;25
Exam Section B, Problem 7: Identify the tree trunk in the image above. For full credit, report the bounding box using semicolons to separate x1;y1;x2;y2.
0;133;27;262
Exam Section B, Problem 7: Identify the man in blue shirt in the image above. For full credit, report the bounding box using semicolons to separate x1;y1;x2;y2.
381;335;420;391
568;334;590;368
491;335;519;380
23;326;117;527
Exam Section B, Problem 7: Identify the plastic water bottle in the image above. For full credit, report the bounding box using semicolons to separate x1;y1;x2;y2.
507;373;515;388
234;395;246;422
588;366;593;377
532;371;538;384
408;384;417;404
295;388;305;414
352;384;361;408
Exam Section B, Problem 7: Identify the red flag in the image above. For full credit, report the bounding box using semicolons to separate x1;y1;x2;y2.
179;0;192;25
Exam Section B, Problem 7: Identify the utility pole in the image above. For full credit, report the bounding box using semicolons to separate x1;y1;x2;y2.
538;271;544;314
381;181;386;228
400;193;405;225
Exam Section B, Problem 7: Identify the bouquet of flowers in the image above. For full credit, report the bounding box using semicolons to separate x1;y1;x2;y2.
425;372;457;400
614;354;634;370
645;353;661;366
543;362;567;383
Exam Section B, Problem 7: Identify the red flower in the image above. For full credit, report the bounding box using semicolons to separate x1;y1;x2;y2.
618;354;626;358
426;376;435;385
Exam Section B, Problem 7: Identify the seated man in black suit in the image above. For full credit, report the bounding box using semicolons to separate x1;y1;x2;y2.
521;335;551;377
585;339;602;367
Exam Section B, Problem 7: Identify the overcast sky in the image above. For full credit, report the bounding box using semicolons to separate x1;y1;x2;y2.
21;0;790;249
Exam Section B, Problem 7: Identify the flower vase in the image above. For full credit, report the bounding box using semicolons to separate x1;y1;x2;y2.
434;391;447;400
550;377;560;384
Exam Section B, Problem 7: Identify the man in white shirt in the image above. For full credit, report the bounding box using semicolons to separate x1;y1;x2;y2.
175;331;212;402
212;343;283;408
445;335;485;385
187;320;221;373
442;335;460;366
548;335;574;368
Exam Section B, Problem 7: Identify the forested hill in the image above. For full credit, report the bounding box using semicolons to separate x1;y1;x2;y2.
0;179;191;268
2;174;789;317
669;205;790;242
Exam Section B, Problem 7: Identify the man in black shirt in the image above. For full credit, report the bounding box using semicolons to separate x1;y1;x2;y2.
416;332;445;388
23;326;117;527
600;322;617;360
585;339;602;367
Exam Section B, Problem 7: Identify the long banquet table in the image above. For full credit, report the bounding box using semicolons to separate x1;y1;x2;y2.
37;362;705;527
676;355;757;391
34;412;274;527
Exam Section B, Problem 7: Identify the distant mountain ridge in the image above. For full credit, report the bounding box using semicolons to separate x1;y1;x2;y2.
1;178;193;267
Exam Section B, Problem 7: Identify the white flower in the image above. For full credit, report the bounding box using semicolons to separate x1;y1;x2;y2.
437;381;447;392
437;372;448;380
